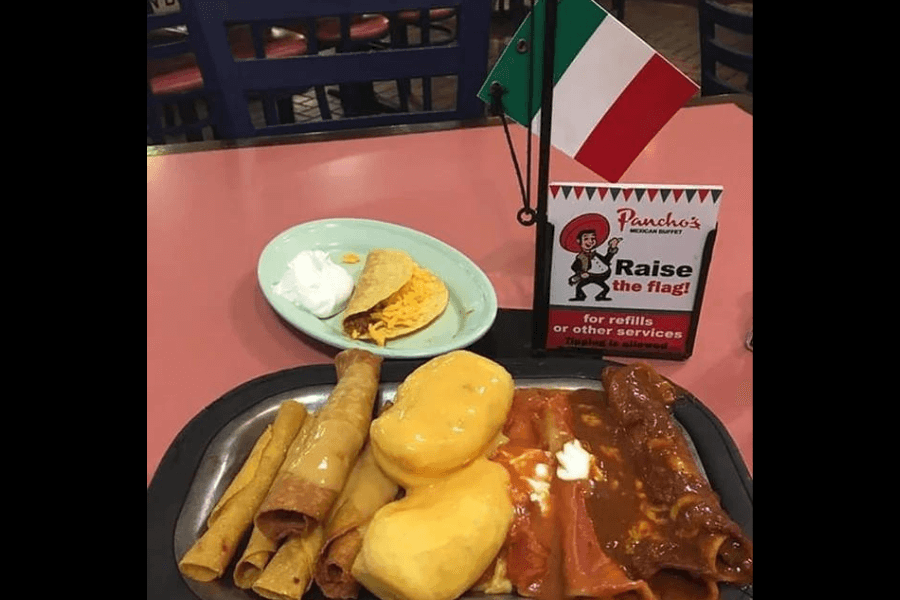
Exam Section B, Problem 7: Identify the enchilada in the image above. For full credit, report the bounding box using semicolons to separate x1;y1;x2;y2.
488;366;752;600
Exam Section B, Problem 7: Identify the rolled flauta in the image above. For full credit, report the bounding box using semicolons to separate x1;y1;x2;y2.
314;442;400;599
234;412;320;588
178;400;308;582
233;525;279;589
252;526;326;600
255;349;383;542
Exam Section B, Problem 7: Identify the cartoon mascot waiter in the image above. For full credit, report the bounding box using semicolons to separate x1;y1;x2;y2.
560;213;623;302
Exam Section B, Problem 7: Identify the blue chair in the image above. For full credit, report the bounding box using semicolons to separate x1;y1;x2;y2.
178;0;492;140
698;0;753;96
148;4;311;143
390;8;458;112
309;14;393;117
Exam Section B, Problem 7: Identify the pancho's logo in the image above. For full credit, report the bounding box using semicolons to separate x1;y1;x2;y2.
616;207;701;231
559;213;623;302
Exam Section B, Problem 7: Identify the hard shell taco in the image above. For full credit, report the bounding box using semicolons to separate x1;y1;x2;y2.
341;249;448;346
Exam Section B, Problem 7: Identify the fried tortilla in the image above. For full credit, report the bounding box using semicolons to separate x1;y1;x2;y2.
341;249;448;347
233;525;279;589
255;349;382;542
178;401;308;582
234;413;322;588
251;526;326;600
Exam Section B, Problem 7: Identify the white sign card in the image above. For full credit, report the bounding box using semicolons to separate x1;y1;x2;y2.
541;182;723;359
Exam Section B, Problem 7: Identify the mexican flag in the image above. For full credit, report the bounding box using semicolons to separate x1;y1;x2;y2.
478;0;699;182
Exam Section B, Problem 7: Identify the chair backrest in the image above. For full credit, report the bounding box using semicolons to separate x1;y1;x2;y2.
179;0;492;140
698;0;752;96
147;1;220;143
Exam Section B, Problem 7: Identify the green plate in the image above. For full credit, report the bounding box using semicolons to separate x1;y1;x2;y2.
257;218;498;359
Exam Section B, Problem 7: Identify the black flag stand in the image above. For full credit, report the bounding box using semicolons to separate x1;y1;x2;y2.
489;0;561;355
530;0;559;353
486;0;718;361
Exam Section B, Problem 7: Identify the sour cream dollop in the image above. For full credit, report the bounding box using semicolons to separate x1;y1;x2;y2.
272;250;354;319
555;439;592;481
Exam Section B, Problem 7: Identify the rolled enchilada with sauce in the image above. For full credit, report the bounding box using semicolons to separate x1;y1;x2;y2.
488;364;752;600
489;388;654;600
255;349;382;542
177;400;308;582
549;392;656;600
597;363;753;591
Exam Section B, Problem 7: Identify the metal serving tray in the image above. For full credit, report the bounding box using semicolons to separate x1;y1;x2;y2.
149;358;753;600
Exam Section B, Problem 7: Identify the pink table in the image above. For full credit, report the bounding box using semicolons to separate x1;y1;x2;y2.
148;98;752;486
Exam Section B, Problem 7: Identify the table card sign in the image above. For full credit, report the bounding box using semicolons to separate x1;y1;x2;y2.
537;182;722;360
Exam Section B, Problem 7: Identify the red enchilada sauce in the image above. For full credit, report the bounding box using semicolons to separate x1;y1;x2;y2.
488;365;752;600
491;390;565;600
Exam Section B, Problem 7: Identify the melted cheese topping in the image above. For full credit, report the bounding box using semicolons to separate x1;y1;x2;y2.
364;267;443;346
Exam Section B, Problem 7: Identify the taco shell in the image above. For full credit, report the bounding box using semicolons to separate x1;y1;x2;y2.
342;249;448;346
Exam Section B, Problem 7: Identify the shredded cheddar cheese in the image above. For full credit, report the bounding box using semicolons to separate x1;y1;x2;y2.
364;267;443;346
647;437;673;451
599;445;623;462
640;499;669;524
666;452;697;476
625;520;654;553
580;413;603;427
669;493;702;520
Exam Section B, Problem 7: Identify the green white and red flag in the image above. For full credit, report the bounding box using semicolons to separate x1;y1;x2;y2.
478;0;699;182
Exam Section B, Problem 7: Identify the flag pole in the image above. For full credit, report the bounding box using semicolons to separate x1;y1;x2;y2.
531;0;559;352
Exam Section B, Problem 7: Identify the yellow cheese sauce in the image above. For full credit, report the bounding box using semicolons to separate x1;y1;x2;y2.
370;351;514;485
